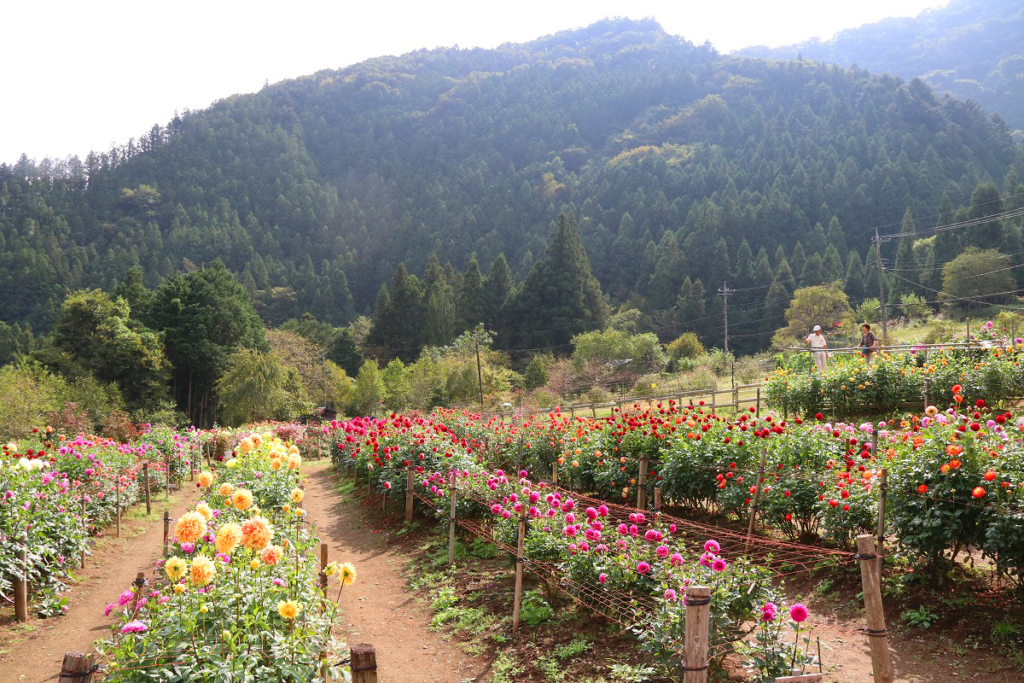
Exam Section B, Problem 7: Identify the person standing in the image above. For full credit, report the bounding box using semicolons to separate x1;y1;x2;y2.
859;323;880;363
805;325;828;372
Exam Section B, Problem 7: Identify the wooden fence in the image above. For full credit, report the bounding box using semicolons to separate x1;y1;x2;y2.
487;383;764;420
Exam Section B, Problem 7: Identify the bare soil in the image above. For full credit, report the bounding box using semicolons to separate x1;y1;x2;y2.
301;461;489;682
0;485;202;682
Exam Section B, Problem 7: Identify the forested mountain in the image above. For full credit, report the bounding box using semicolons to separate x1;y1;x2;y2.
739;0;1024;131
2;17;1023;357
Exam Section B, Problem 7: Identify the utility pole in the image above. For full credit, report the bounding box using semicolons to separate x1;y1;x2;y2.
717;281;735;354
475;331;485;409
874;228;889;343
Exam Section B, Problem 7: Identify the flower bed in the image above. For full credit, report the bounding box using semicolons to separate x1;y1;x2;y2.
0;426;200;616
327;396;1024;587
327;415;816;679
99;429;350;682
765;345;1024;417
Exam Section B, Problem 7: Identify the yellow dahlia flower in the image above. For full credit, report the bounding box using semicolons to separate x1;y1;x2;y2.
241;516;274;551
232;488;254;511
189;556;216;587
277;600;301;620
165;556;187;581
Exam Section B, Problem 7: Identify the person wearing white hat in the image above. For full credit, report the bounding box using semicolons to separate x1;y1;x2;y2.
804;325;828;372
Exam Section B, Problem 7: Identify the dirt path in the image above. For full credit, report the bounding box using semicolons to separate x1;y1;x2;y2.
301;461;488;683
0;485;202;682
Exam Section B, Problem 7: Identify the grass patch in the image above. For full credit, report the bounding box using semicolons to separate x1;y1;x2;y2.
491;653;522;683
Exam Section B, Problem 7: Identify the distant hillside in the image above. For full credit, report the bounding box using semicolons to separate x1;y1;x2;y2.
739;0;1024;131
1;17;1022;354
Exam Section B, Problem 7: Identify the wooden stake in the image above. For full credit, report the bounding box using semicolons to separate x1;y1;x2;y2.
448;471;457;566
80;498;87;569
115;481;121;537
162;511;170;557
143;463;151;515
683;585;711;683
654;487;662;513
58;652;96;683
756;386;761;417
349;643;378;683
14;548;28;623
552;461;558;487
512;505;527;633
131;572;146;616
405;467;415;523
856;534;894;683
877;469;888;575
165;453;170;500
637;454;648;510
319;543;329;613
745;449;768;553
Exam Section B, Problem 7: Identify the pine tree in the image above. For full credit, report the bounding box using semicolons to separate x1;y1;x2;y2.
506;213;608;349
458;255;487;328
367;263;426;361
844;251;866;301
484;253;514;333
892;208;918;300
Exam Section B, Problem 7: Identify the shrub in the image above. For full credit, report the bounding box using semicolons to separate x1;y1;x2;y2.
667;333;704;362
679;367;717;391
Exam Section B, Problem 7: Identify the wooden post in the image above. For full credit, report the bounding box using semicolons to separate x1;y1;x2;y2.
637;454;648;510
877;469;888;575
165;453;170;500
80;498;87;569
654;487;662;513
131;572;146;616
115;481;122;537
512;505;527;633
319;543;329;613
871;429;879;464
756;386;761;417
966;318;971;346
683;585;711;683
710;388;716;411
591;404;597;419
856;534;894;683
745;449;768;553
448;471;457;566
58;652;96;683
733;385;740;412
349;643;378;683
14;548;28;622
143;463;151;515
551;461;558;487
405;467;415;523
162;511;170;557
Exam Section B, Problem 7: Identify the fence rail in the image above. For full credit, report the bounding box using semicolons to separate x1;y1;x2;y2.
484;383;764;420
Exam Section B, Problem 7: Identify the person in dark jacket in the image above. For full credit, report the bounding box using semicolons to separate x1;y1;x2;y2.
859;323;880;363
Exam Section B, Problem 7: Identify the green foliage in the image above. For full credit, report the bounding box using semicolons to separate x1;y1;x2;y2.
901;606;940;629
900;293;931;321
350;361;385;416
524;354;552;390
146;262;267;425
777;282;855;343
519;589;554;626
571;329;667;377
53;289;169;412
216;349;310;425
666;333;705;364
941;248;1017;315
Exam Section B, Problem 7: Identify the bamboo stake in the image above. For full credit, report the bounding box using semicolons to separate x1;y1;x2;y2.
162;511;170;557
637;454;648;510
143;463;151;515
654;486;662;513
80;498;87;569
877;469;888;575
448;470;457;566
552;461;558;487
319;543;329;613
14;547;28;622
683;585;711;683
512;504;527;633
405;467;415;523
856;534;894;683
745;449;768;553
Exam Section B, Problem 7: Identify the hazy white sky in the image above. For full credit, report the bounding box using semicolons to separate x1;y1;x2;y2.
2;0;947;164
